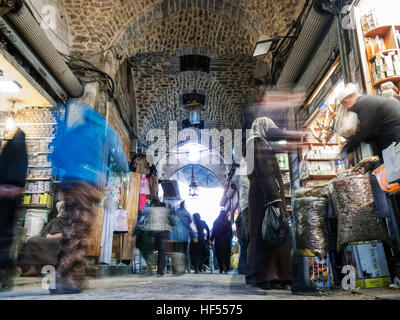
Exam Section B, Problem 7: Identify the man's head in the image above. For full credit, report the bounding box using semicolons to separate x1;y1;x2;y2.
180;200;185;209
338;83;361;110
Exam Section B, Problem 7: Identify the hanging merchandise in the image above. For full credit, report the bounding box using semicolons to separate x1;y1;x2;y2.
134;156;150;175
293;197;330;258
115;208;129;232
329;175;391;251
99;196;117;264
149;175;159;200
140;175;151;195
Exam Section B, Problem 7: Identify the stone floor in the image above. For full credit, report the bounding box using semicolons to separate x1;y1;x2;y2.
2;272;400;300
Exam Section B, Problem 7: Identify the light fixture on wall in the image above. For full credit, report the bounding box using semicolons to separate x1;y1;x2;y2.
0;80;22;93
5;100;16;132
252;36;278;57
189;165;199;197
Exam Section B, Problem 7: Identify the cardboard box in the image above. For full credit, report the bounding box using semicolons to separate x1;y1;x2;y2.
343;241;391;288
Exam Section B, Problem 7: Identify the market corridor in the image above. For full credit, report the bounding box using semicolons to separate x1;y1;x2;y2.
0;273;396;300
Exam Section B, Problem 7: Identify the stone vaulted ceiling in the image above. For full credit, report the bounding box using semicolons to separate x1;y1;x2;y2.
62;0;307;144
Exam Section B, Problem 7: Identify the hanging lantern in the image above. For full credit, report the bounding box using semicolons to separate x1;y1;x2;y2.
189;165;199;197
185;101;203;125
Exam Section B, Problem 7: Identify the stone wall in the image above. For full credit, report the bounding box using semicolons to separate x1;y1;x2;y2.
129;51;257;144
63;0;306;58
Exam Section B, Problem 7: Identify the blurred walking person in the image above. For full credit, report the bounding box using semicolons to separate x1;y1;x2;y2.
51;102;129;294
210;210;232;274
190;213;209;273
170;201;198;274
0;125;27;291
245;117;305;290
146;199;172;276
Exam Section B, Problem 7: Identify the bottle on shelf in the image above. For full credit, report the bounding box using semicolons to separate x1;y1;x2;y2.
396;30;400;49
380;37;386;51
366;38;374;59
374;36;381;54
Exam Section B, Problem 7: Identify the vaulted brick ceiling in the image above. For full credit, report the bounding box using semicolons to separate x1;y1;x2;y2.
63;0;307;144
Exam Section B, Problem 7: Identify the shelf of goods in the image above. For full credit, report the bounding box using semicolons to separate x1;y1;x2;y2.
358;20;400;95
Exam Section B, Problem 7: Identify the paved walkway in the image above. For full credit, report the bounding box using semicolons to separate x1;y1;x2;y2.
2;273;400;300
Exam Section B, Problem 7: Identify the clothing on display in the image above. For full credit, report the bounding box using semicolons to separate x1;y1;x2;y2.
115;208;129;232
150;175;159;199
139;194;147;211
99;196;116;264
134;156;151;175
140;175;151;195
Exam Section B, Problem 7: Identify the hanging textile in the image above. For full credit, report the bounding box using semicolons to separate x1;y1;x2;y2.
140;175;151;195
99;196;116;264
150;175;159;199
115;208;129;232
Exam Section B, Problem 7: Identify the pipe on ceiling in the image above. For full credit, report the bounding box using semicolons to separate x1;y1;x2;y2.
277;5;333;87
4;2;84;98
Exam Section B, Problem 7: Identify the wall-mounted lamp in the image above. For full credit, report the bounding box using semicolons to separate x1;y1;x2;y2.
0;80;22;93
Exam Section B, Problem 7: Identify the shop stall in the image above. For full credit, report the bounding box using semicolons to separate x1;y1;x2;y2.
0;47;60;261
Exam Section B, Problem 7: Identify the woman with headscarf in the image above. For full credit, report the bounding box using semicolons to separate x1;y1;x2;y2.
189;213;209;273
245;117;305;290
210;210;232;274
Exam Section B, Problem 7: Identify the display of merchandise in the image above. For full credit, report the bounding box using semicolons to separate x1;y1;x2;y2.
295;255;333;289
343;241;391;288
305;145;340;160
293;197;330;258
24;209;49;239
276;153;289;170
361;10;378;34
396;30;400;49
115;209;129;232
329;175;390;251
140;175;151;195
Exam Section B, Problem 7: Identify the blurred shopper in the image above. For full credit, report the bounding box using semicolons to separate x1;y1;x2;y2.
170;201;198;274
134;203;156;274
51;102;129;294
245;117;305;290
0;126;27;291
210;210;232;274
190;213;209;273
146;199;172;276
237;158;251;276
18;201;66;277
339;83;400;159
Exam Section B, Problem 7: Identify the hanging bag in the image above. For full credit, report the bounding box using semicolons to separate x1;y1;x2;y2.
261;200;289;249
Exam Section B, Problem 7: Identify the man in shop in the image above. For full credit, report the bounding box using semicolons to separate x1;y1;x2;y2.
0;125;28;291
51;101;129;294
338;82;400;159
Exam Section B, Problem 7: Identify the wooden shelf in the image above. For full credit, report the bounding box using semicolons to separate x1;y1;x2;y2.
300;142;341;146
18;204;52;209
368;49;400;62
302;174;337;181
373;76;400;88
24;191;54;195
364;25;393;38
305;158;340;161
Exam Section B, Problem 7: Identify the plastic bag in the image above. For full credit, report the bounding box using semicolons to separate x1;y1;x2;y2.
262;200;289;249
334;104;359;138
